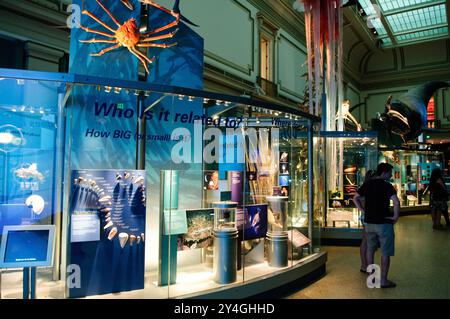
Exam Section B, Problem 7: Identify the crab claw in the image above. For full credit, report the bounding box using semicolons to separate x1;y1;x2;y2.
120;0;134;10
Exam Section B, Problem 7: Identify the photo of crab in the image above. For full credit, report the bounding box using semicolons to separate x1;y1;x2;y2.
178;208;214;250
241;204;268;240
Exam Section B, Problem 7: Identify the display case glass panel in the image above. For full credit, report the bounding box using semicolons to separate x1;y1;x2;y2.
0;77;64;297
379;149;445;207
323;133;378;229
0;71;323;299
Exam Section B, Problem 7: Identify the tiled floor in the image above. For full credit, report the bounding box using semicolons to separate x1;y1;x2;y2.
286;214;450;299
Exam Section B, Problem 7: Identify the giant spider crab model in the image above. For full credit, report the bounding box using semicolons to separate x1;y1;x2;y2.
79;0;180;74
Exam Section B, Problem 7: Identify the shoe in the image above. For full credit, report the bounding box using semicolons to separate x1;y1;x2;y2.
360;268;368;274
381;281;396;288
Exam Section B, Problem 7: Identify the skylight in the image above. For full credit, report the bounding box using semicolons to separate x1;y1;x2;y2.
377;0;438;12
387;4;447;33
356;0;450;47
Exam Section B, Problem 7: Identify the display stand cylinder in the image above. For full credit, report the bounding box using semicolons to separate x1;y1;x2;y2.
267;232;288;267
213;229;238;284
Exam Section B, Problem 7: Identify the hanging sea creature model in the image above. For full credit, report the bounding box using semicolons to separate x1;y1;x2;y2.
79;0;180;74
378;81;450;142
335;99;363;131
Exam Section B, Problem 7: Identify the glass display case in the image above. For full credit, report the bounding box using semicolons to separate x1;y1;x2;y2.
212;201;238;230
321;132;378;230
0;76;65;298
379;149;445;208
0;69;325;299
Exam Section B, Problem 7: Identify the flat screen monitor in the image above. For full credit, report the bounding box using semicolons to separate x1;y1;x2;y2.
0;225;55;268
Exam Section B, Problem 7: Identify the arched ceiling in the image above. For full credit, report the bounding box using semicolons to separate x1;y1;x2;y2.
343;1;450;90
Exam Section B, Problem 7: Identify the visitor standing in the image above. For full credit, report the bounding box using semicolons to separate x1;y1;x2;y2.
424;168;449;229
353;163;400;288
357;169;376;274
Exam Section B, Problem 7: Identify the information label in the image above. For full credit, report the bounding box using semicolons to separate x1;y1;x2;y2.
71;211;100;243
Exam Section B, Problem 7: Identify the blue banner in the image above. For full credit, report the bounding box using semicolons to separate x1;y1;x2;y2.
68;0;141;170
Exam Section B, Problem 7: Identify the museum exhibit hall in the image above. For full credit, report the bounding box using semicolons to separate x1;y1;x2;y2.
0;0;449;300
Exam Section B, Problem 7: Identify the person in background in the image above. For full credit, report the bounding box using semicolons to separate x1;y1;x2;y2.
424;168;449;229
353;163;400;288
358;169;376;274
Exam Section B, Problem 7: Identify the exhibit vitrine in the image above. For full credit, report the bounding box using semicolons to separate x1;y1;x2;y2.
320;132;378;230
379;149;445;208
0;69;325;299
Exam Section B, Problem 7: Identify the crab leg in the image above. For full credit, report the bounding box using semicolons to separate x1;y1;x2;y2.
141;29;178;42
91;43;121;57
130;46;155;64
80;38;118;43
137;42;177;48
128;47;150;74
79;25;115;38
95;0;121;27
139;0;177;15
82;9;116;33
143;13;180;36
140;0;180;36
120;0;134;10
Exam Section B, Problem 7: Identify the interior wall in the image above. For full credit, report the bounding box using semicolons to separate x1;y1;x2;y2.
347;39;450;129
276;30;307;102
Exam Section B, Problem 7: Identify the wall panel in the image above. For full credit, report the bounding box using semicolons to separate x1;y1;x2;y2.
276;30;307;102
156;0;258;82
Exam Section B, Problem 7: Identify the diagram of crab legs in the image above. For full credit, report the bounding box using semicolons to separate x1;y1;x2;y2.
79;0;179;74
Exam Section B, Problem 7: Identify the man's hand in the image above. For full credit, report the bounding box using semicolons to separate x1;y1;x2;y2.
386;216;399;224
352;193;365;213
390;194;400;224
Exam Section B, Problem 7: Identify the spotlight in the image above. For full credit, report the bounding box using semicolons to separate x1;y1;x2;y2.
144;91;150;97
178;94;184;100
256;117;260;124
203;98;210;104
29;107;35;114
11;107;17;112
104;86;112;93
188;96;194;102
216;100;222;105
224;101;230;106
134;90;139;96
114;87;121;94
